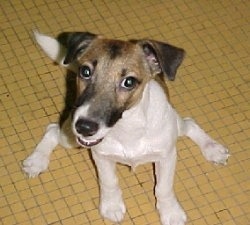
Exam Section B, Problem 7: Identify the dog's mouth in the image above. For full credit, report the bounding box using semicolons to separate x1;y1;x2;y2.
76;136;103;148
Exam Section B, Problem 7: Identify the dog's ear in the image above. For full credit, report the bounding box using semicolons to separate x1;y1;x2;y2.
34;31;66;66
58;32;97;65
34;31;97;72
137;40;185;80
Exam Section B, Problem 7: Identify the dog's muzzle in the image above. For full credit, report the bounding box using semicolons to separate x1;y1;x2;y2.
74;118;103;147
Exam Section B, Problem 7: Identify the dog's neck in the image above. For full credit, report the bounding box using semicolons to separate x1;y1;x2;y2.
93;80;177;168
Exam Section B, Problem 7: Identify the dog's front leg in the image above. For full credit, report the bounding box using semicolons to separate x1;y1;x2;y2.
23;124;60;178
155;149;187;225
92;151;126;223
23;117;76;178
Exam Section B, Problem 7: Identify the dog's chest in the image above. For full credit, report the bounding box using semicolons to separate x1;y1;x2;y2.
93;80;178;167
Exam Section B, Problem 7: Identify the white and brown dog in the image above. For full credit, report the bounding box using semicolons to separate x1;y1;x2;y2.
23;31;230;225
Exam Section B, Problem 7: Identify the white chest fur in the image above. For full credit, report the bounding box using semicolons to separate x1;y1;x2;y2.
93;80;179;168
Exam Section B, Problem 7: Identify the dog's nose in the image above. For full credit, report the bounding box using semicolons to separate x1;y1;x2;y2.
75;118;99;136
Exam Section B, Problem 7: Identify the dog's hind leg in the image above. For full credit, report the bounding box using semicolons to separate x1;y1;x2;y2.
180;117;230;165
23;118;76;178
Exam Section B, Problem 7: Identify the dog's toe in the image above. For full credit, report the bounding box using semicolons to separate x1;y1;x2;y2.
100;200;126;222
202;142;230;165
23;152;49;178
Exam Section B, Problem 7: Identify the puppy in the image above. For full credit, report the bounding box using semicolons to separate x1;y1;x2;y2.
23;31;230;225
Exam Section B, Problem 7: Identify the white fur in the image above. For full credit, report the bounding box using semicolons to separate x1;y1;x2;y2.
92;80;178;168
33;31;77;72
23;124;59;178
23;33;230;225
34;31;64;64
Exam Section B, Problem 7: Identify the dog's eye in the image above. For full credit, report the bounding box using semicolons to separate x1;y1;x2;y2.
79;66;92;79
121;77;138;90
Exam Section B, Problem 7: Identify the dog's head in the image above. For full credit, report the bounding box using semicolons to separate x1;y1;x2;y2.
34;31;185;147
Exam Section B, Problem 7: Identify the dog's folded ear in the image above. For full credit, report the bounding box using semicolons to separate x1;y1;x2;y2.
57;32;97;65
136;40;185;80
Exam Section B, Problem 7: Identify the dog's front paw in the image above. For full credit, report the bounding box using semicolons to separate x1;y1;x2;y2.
100;198;126;222
23;152;49;178
158;201;187;225
202;142;230;165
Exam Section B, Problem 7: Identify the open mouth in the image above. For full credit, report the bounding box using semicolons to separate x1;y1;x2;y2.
76;136;103;147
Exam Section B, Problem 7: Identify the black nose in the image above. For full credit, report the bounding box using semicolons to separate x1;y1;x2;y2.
75;118;99;136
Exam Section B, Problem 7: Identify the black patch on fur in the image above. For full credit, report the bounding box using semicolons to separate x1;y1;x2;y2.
92;59;98;67
57;32;96;64
74;84;95;108
106;108;124;127
107;41;123;59
59;71;77;127
121;68;127;77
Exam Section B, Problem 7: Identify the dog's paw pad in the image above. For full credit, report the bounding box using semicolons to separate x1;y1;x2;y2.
202;142;230;165
23;152;49;178
100;200;126;222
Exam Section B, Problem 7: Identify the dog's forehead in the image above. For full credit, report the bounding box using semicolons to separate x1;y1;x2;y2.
79;38;140;62
103;39;134;59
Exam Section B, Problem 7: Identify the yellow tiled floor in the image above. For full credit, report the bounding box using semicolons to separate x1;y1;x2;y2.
1;0;249;224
